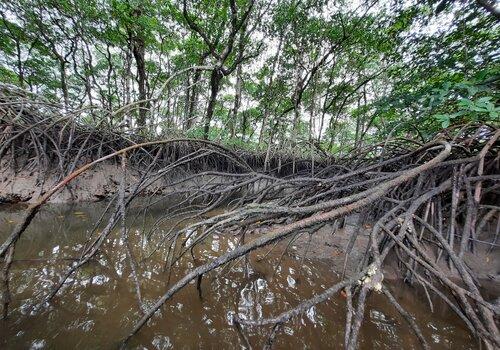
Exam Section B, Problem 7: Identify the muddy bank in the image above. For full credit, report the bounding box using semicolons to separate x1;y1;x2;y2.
0;160;229;204
1;161;136;203
0;158;281;204
269;215;499;295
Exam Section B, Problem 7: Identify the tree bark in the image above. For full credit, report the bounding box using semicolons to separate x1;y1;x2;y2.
230;64;243;139
59;60;69;107
203;69;223;139
186;64;204;130
131;34;148;128
183;75;191;130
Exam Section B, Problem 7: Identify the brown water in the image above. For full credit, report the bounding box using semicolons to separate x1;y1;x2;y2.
0;203;477;349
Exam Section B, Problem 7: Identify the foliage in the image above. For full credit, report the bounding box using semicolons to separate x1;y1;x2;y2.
0;0;498;152
431;73;499;128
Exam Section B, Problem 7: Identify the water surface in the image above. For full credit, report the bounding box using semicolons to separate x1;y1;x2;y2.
0;203;476;349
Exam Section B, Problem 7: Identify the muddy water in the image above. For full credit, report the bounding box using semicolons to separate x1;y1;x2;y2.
0;203;476;349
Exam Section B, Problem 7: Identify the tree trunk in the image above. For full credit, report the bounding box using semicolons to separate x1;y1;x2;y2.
241;111;248;141
59;60;69;107
186;67;202;130
15;41;24;87
203;69;222;140
354;96;362;149
258;33;283;147
290;56;303;149
183;75;191;130
230;64;242;139
131;35;148;128
309;75;317;141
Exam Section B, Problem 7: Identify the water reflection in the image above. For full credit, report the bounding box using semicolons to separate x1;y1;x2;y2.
0;203;476;349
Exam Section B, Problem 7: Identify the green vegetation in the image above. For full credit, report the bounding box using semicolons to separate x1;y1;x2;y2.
0;0;498;151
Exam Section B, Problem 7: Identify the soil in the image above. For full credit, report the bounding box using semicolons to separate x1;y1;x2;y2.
283;214;500;292
0;160;221;204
